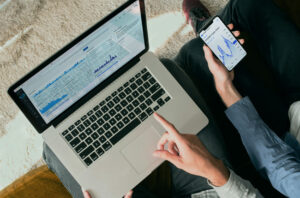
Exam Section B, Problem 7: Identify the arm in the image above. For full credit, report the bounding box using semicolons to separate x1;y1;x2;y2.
203;24;300;198
152;113;263;198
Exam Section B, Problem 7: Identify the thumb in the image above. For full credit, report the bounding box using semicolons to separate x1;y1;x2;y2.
153;150;180;166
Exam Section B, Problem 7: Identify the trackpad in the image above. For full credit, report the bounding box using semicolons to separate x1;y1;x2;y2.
121;126;161;174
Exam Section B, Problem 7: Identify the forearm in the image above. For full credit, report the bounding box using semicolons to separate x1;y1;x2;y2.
216;81;242;108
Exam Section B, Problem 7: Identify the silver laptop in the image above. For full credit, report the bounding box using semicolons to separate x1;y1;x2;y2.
8;0;208;197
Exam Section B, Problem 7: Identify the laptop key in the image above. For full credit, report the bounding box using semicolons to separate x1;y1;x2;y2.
70;137;80;147
75;120;81;126
119;92;126;99
153;106;159;111
107;101;114;108
109;109;116;117
90;152;99;161
134;107;141;115
151;89;165;101
79;133;87;140
85;137;93;144
126;104;134;111
139;103;147;110
103;123;111;130
115;113;122;121
143;90;151;98
126;95;133;103
129;77;135;83
143;82;150;89
115;104;122;111
132;90;139;97
124;82;129;88
87;110;93;116
135;72;141;78
142;72;151;81
146;108;154;116
125;88;132;95
91;132;99;140
136;79;143;85
121;109;128;116
93;105;100;111
97;118;104;126
139;112;148;121
113;96;120;103
132;100;139;107
84;157;93;166
105;131;112;138
149;83;161;94
71;129;79;136
81;115;87;121
91;123;99;130
112;91;117;97
149;77;156;84
93;140;101;148
117;87;123;92
111;126;118;134
99;101;106;106
96;148;104;156
117;121;124;129
121;100;128;107
106;96;111;102
145;98;152;106
97;128;105;135
102;142;112;151
95;110;103;118
62;130;68;136
110;118;141;145
65;134;73;141
77;124;85;132
90;115;97;122
103;114;110;121
109;118;116;125
75;142;87;153
130;83;137;90
157;98;165;106
85;128;93;135
138;87;145;93
101;105;109;113
122;117;130;124
80;146;94;159
165;96;171;102
128;112;135;119
99;136;107;143
141;68;147;73
83;120;91;127
68;125;75;131
138;95;145;102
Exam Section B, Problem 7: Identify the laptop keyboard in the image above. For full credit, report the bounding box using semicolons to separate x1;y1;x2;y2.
61;68;171;166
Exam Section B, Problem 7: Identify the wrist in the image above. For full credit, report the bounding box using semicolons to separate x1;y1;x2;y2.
207;160;230;187
215;81;242;107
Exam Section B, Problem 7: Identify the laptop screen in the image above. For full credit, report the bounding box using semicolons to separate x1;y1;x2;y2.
13;1;145;124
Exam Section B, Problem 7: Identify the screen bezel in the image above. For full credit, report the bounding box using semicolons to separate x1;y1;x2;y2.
199;16;246;71
7;0;149;133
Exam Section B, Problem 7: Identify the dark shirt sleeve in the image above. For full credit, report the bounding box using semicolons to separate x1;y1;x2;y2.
225;97;300;198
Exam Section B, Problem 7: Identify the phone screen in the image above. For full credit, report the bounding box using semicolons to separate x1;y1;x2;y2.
200;17;246;71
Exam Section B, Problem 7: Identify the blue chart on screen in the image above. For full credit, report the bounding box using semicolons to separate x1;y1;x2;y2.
217;36;238;65
40;94;68;114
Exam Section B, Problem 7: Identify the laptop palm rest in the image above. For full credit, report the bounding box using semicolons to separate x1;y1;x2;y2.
121;126;161;174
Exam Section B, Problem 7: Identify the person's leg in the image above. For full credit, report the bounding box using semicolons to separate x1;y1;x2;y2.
159;59;231;198
43;143;84;198
219;0;300;105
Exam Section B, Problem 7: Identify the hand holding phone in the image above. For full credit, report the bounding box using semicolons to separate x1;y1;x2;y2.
199;17;246;71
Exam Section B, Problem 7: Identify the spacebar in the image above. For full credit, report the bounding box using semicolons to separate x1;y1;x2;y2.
110;118;141;145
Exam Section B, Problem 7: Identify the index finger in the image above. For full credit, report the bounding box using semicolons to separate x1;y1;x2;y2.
154;113;181;139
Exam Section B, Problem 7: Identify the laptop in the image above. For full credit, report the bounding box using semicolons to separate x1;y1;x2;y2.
8;0;208;197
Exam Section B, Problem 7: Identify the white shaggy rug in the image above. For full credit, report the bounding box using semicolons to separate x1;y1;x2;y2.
0;0;228;190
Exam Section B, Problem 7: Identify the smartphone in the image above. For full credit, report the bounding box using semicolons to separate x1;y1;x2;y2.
199;16;246;71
